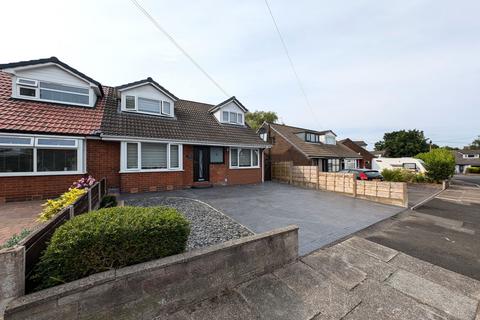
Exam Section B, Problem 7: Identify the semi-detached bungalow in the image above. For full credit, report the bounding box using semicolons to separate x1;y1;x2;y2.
259;123;362;172
0;57;269;202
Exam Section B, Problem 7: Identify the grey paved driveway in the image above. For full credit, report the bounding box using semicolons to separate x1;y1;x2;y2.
122;182;402;255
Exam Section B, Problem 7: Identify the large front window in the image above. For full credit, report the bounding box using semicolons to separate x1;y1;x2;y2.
230;148;259;168
0;135;83;176
327;158;340;172
123;142;182;171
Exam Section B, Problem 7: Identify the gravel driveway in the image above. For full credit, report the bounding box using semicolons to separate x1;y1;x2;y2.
125;196;253;250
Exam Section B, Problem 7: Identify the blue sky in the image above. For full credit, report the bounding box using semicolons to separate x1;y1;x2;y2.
1;0;478;149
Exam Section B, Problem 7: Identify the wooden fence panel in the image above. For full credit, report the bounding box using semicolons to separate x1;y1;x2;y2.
271;162;408;207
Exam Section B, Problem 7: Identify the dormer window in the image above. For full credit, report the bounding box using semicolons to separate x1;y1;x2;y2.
123;96;173;116
325;136;336;145
117;78;177;118
1;58;102;108
15;77;91;106
211;96;248;126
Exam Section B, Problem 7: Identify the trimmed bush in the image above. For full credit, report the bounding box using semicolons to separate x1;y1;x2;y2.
31;206;190;291
99;195;117;208
416;149;455;182
467;166;480;174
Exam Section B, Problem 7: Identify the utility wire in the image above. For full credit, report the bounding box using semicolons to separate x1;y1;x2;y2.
263;0;321;128
129;0;230;97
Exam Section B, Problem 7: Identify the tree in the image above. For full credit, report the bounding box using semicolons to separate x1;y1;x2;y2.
245;110;278;131
467;136;480;149
416;148;455;182
374;130;429;157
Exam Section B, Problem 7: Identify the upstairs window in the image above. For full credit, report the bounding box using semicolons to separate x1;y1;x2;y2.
325;136;336;145
122;95;173;117
16;78;90;106
305;133;320;143
221;111;244;125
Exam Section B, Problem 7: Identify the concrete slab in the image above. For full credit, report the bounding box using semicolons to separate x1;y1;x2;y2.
236;273;313;320
389;252;480;300
122;182;402;255
346;280;451;320
273;262;361;319
325;243;397;282
387;269;478;320
342;236;398;262
302;250;367;290
185;291;259;320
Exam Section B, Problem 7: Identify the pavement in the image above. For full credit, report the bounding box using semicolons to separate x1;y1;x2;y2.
167;236;480;320
358;177;480;280
0;200;43;245
122;182;403;255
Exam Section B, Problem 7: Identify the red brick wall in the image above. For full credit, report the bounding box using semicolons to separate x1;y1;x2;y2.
210;147;262;186
0;174;83;202
87;140;121;188
267;127;311;165
119;145;194;193
340;139;374;169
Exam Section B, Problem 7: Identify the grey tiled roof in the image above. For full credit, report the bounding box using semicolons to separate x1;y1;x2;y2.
269;123;360;158
100;93;269;147
455;150;480;165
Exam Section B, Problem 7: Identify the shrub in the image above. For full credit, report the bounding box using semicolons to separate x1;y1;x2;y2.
99;195;117;208
31;206;190;291
416;149;455;182
381;168;428;183
38;188;87;222
71;175;96;189
0;229;31;249
467;166;480;174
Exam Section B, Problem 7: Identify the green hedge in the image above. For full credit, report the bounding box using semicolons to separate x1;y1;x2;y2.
381;168;428;183
467;166;480;174
31;206;190;291
416;149;455;182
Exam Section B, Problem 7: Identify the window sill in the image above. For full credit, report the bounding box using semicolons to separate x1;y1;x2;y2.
0;171;85;177
120;169;184;174
229;166;260;170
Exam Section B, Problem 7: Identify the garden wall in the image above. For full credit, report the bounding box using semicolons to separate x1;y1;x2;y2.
4;225;298;320
272;161;408;207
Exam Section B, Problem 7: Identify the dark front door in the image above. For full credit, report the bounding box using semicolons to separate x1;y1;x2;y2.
193;146;210;182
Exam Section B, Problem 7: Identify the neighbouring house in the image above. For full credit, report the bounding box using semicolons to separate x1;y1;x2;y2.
454;150;480;173
259;123;362;173
372;157;427;173
0;57;269;202
339;138;374;169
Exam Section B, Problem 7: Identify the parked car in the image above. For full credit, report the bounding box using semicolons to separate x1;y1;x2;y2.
341;169;384;181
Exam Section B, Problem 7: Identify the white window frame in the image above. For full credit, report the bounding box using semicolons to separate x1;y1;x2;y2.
220;110;244;125
13;77;92;107
121;95;174;117
121;141;183;173
0;133;85;177
229;147;260;169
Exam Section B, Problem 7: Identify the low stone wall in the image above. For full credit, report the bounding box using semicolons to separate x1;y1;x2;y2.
4;226;298;320
0;246;24;315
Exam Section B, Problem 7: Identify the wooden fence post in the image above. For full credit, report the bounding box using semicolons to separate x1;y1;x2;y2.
88;189;92;212
402;183;408;208
316;166;320;190
352;174;357;197
289;162;293;184
69;205;74;219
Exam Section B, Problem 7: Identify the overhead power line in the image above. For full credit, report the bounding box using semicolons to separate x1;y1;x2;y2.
129;0;230;97
263;0;322;128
